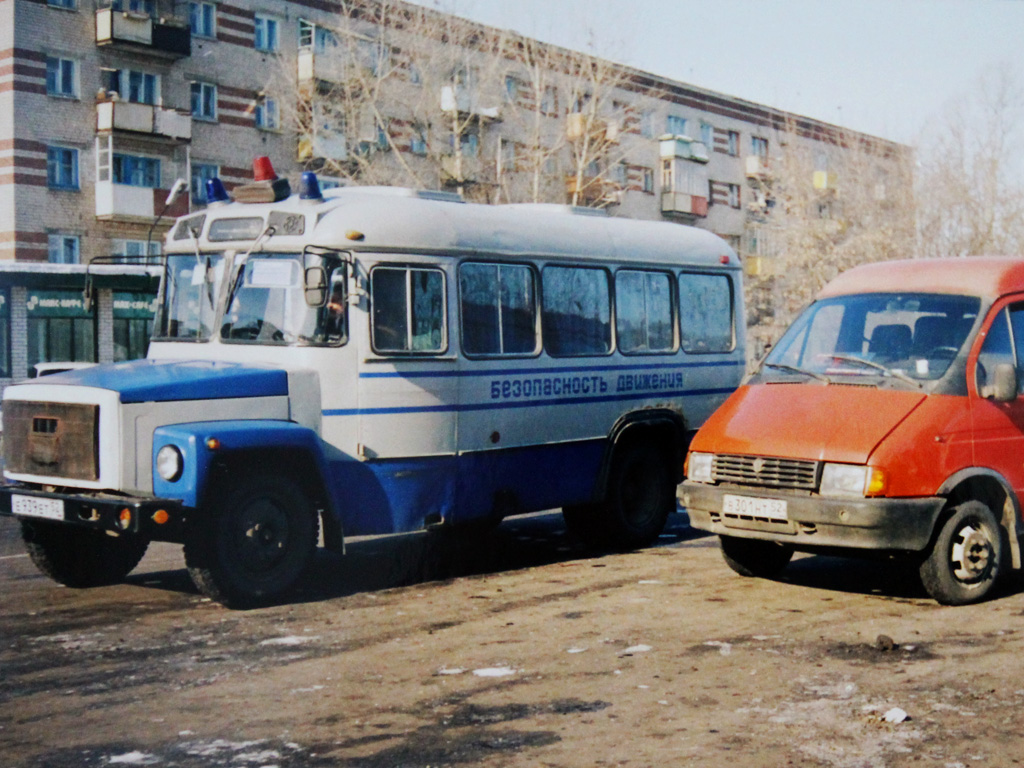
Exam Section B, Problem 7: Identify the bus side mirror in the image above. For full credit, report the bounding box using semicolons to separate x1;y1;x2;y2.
983;362;1018;402
304;267;327;306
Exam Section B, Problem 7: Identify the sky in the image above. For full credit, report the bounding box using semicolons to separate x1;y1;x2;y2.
406;0;1024;146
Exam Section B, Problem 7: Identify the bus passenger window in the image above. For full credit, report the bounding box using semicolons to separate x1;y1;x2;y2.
459;262;536;356
371;266;446;353
679;272;734;353
616;270;674;354
542;265;611;357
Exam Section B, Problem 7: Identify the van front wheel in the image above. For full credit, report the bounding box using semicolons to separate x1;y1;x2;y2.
185;475;318;608
919;501;1005;605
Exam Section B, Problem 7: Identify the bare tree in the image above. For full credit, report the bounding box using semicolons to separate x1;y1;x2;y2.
915;65;1024;259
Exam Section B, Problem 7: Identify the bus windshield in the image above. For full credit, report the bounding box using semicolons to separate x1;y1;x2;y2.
220;253;347;346
155;253;229;341
764;292;980;383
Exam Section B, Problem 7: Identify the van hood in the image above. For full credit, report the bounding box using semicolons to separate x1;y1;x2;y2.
692;383;927;464
14;359;288;404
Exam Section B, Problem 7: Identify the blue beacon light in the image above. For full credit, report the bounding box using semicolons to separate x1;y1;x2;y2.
299;171;323;200
205;177;230;204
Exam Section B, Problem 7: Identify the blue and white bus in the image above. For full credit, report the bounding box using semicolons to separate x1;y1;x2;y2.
0;160;745;606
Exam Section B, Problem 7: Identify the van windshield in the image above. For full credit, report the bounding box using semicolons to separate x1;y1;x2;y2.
764;293;980;383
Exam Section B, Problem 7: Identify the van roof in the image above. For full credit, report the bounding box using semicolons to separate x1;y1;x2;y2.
818;257;1024;301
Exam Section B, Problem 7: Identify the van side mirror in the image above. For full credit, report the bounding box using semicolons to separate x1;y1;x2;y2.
983;362;1018;402
304;267;327;306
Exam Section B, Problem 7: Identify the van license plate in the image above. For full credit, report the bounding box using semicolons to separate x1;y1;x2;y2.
723;494;788;521
11;495;65;521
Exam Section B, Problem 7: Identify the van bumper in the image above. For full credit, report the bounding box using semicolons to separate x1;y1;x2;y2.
679;482;946;552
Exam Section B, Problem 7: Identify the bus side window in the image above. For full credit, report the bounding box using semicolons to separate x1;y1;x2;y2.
616;270;675;354
679;272;734;353
541;265;611;357
459;262;537;356
371;266;446;354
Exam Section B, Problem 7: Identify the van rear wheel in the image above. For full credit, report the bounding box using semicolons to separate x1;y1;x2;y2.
919;500;1005;605
20;520;149;587
720;535;794;578
185;475;318;608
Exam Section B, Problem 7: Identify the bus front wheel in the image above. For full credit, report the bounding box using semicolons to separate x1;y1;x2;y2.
185;475;319;608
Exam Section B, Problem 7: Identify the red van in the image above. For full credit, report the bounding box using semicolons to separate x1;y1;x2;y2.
680;258;1024;605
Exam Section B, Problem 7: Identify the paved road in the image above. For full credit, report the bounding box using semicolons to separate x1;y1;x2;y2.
3;510;1024;768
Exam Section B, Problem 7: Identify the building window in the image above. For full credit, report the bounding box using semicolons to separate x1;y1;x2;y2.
101;68;158;105
641;167;654;194
190;2;216;37
113;292;157;361
751;136;769;160
700;121;713;147
254;96;279;130
112;239;161;263
540;85;557;116
611;161;628;187
190;163;220;204
46;57;77;98
728;183;741;208
640;110;656;139
410;124;427;156
113;0;155;14
727;130;739;157
0;289;10;378
299;19;338;52
255;15;279;52
47;146;79;189
27;289;96;369
113;154;160;187
666;115;688;136
47;0;76;8
191;81;217;120
48;234;80;264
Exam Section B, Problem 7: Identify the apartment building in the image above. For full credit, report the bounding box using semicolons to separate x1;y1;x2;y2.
0;0;909;382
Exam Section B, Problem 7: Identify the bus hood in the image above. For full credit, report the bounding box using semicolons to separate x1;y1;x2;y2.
14;359;289;404
692;383;927;464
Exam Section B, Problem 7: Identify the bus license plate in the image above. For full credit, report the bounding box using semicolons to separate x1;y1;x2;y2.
723;494;788;521
11;495;65;521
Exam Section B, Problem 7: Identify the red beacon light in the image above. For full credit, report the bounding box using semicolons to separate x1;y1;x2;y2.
232;155;291;203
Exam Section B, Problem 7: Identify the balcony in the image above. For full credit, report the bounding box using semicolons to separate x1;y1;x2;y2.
95;182;189;222
659;135;709;164
440;86;500;122
96;101;191;141
95;8;190;58
745;155;770;179
297;48;350;85
661;191;708;219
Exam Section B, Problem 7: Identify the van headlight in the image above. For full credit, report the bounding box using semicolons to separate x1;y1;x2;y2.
820;463;887;498
687;452;714;483
156;445;183;482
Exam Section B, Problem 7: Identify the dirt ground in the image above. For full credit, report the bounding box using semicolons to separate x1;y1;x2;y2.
2;510;1024;768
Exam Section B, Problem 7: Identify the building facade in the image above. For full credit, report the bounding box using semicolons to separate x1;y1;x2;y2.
0;0;910;382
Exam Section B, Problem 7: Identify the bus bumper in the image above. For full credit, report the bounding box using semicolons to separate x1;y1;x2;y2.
679;481;946;552
0;484;187;542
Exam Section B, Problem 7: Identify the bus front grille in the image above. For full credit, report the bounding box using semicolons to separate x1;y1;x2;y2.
712;454;819;491
3;401;100;481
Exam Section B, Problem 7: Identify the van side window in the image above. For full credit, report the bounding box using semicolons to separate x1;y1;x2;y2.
459;262;537;356
1009;304;1024;394
616;270;675;354
542;265;611;356
977;308;1013;393
371;266;446;353
679;272;733;353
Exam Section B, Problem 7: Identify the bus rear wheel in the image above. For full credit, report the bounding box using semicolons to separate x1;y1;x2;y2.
20;520;149;587
563;442;674;551
185;475;318;608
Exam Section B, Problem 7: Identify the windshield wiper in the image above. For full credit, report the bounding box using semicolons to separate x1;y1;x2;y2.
825;354;922;389
763;362;831;383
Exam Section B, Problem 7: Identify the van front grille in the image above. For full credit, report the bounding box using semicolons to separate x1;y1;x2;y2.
3;401;100;481
712;454;819;491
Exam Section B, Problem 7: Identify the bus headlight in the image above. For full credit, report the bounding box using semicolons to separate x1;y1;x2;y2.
820;463;886;498
156;445;183;482
687;452;714;483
